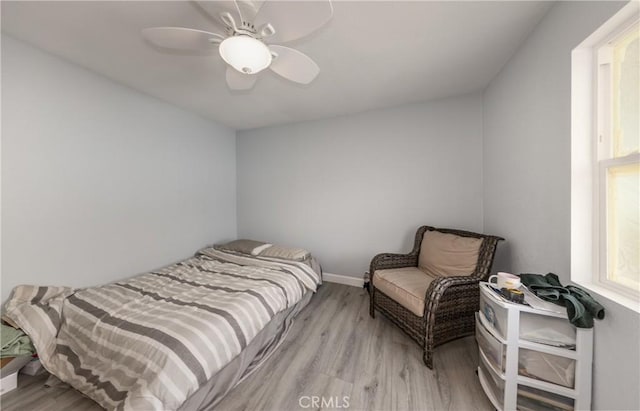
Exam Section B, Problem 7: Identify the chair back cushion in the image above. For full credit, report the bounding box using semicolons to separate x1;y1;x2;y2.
418;231;483;277
373;267;436;316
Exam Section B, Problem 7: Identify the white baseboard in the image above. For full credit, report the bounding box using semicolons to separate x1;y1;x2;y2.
322;272;364;288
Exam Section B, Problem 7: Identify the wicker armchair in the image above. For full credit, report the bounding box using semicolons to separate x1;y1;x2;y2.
369;226;503;368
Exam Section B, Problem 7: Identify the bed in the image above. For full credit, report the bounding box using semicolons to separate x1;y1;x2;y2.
3;244;322;410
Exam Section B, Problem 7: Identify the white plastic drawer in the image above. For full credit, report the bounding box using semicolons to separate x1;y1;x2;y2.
519;312;576;349
479;286;509;339
479;358;576;411
518;348;576;388
479;358;505;409
476;314;505;373
517;385;575;411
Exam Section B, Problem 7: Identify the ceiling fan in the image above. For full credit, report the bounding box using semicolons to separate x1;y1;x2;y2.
142;0;333;91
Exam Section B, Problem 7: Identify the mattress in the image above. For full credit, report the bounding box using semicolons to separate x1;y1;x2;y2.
4;248;321;410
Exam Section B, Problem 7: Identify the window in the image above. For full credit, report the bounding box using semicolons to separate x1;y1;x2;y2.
596;20;639;298
572;3;639;310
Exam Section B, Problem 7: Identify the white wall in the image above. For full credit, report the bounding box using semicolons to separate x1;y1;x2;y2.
237;94;484;278
1;35;237;302
482;2;639;409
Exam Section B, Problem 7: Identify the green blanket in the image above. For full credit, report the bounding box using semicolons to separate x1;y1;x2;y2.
519;273;605;328
1;324;35;358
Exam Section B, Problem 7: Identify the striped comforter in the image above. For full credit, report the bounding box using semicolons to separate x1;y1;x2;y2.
4;248;321;410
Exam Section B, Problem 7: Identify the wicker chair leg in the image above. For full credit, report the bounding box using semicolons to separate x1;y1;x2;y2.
369;289;376;318
423;346;433;369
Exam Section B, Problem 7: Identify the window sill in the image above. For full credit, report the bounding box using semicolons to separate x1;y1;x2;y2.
571;280;640;314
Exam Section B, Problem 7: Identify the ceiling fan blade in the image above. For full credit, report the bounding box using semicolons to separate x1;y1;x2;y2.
226;66;258;90
234;0;265;25
254;0;333;43
142;27;224;51
268;45;319;84
192;1;240;31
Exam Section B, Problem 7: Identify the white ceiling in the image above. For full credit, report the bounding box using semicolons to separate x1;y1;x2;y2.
1;1;552;130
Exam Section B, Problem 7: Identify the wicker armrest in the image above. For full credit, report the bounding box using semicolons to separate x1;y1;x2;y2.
423;275;482;318
370;252;419;274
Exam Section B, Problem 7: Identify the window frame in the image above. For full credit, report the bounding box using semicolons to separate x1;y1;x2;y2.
571;2;640;312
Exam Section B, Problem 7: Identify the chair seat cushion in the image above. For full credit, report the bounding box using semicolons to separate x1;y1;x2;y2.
373;267;436;317
418;231;483;277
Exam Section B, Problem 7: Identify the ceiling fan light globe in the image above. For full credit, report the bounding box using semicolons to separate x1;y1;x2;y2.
219;35;272;75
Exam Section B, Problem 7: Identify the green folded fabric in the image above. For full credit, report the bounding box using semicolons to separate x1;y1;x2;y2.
519;273;568;303
563;294;593;328
545;273;563;287
519;273;604;328
1;324;35;358
566;285;606;320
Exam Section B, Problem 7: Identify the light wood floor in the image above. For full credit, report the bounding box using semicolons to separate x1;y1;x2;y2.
1;283;491;411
